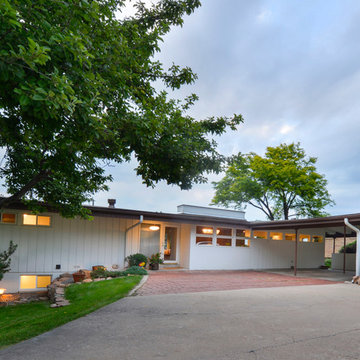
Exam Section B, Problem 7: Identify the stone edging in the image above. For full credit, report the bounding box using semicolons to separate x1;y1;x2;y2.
128;275;149;296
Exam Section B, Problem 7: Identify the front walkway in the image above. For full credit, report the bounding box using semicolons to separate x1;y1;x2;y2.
135;270;340;296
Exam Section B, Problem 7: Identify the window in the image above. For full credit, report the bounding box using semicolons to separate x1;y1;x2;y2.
253;230;267;239
312;235;323;243
217;238;232;246
196;226;214;246
300;234;311;242
196;236;213;246
217;228;232;236
235;228;250;247
216;228;232;246
285;234;296;241
236;229;251;238
20;275;52;290
196;226;251;247
1;213;16;224
236;239;250;247
23;214;51;226
270;232;283;240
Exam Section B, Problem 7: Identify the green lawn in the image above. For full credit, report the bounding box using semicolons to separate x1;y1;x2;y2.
0;276;142;349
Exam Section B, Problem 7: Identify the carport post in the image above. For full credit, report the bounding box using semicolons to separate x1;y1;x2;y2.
294;228;298;276
343;225;346;274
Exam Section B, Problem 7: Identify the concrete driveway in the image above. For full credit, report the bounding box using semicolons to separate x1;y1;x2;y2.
2;282;360;360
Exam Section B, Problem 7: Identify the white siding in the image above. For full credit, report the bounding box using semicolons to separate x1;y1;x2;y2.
0;211;130;292
189;226;325;270
179;224;191;268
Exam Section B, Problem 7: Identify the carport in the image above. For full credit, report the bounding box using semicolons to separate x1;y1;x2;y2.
250;213;360;276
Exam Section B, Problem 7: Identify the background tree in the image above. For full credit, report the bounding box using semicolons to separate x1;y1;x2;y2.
212;143;334;220
0;241;17;281
0;0;243;217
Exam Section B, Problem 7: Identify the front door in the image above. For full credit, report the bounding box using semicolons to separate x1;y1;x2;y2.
139;224;160;257
163;226;178;263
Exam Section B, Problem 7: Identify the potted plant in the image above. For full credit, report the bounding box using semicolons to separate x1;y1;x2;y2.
73;270;86;283
148;253;164;270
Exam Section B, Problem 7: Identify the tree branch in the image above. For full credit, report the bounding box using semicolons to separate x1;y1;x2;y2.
0;171;51;209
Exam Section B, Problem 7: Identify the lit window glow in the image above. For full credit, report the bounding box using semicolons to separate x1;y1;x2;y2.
300;234;311;242
20;275;36;289
1;213;16;224
313;236;323;243
285;234;296;241
20;275;52;289
23;214;51;226
270;232;283;240
38;216;51;226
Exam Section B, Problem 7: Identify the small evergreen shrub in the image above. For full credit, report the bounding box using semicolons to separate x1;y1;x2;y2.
126;253;148;267
91;269;126;279
324;258;331;268
339;241;356;254
124;266;148;275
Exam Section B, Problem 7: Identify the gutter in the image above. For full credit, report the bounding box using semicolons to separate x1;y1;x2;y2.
344;218;360;276
124;215;143;266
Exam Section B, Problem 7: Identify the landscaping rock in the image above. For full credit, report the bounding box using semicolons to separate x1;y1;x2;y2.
47;271;80;307
82;279;93;283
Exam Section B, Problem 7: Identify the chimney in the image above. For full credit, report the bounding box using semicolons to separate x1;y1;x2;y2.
108;199;116;208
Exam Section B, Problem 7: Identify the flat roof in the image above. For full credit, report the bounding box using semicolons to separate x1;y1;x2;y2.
2;198;360;230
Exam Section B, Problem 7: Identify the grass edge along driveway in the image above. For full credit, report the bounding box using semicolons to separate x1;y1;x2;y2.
0;275;142;349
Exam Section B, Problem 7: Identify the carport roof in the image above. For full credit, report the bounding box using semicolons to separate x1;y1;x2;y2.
250;213;360;230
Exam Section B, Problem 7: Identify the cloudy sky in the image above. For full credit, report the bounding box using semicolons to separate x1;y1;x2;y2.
93;0;360;220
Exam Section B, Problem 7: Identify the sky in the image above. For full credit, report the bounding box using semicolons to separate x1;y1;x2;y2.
95;1;360;220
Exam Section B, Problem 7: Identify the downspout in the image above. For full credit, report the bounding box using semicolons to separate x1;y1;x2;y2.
344;218;360;276
124;216;143;266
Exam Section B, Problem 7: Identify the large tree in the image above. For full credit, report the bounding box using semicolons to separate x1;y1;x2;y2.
212;143;334;220
0;0;243;217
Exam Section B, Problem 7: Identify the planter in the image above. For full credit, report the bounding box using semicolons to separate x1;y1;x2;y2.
92;265;105;271
149;263;159;270
73;272;86;283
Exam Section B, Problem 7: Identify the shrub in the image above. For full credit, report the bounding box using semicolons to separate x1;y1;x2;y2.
148;252;164;265
0;241;18;281
91;269;126;279
339;241;356;254
126;253;147;267
124;266;148;275
324;258;331;268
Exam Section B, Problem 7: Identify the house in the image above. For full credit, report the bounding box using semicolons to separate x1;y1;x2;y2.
0;200;359;293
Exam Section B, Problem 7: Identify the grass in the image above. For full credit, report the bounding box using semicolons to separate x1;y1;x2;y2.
0;275;142;349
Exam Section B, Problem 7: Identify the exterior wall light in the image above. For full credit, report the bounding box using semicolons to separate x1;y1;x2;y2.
0;288;6;295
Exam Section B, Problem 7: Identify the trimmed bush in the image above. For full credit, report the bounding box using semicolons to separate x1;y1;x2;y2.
324;258;331;268
91;269;126;279
124;266;148;275
339;241;356;254
126;253;148;267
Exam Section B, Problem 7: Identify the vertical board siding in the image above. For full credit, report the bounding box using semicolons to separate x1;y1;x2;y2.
0;212;127;276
